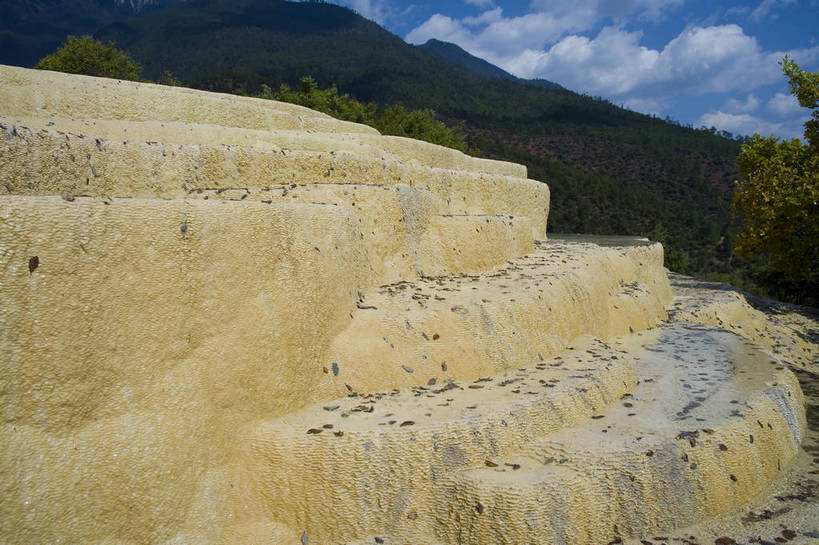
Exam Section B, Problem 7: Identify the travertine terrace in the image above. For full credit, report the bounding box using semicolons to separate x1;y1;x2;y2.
0;65;814;544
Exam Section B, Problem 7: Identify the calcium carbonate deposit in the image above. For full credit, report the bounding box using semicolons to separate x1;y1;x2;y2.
1;65;816;545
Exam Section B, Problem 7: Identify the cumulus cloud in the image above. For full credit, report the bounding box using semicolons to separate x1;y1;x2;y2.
749;0;797;22
407;0;685;52
724;94;761;113
463;7;503;27
464;0;494;7
528;0;684;22
697;111;775;135
342;0;393;24
698;88;811;139
697;110;806;139
487;24;819;101
622;96;670;116
406;10;595;57
767;92;803;117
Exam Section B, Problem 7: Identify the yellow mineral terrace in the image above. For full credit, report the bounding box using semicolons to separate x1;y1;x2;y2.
0;65;815;545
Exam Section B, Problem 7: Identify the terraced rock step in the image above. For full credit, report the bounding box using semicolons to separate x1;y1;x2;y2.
324;239;670;397
0;119;548;234
242;324;805;544
0;63;526;177
448;324;805;545
245;337;638;543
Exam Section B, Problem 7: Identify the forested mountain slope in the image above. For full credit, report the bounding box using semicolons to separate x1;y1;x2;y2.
0;0;172;67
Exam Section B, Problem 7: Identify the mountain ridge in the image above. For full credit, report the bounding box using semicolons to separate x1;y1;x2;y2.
418;38;563;90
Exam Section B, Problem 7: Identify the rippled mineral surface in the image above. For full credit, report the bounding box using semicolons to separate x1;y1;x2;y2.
0;64;816;545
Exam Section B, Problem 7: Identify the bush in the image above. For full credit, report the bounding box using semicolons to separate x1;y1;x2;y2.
35;35;141;81
375;105;468;152
259;77;469;152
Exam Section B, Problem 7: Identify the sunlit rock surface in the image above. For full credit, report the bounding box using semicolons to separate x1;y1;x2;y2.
0;65;815;545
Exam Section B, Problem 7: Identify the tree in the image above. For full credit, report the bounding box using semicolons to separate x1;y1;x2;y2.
732;57;819;302
35;36;141;81
264;77;377;125
375;105;468;152
258;77;469;152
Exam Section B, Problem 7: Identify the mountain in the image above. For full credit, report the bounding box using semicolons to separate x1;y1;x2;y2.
418;38;562;90
418;39;519;82
0;0;174;68
112;0;173;14
1;0;747;285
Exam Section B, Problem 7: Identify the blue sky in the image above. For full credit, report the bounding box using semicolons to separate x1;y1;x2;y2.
334;0;818;139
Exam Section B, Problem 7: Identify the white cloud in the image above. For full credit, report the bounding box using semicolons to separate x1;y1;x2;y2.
406;10;595;58
697;110;805;139
493;25;819;100
724;94;761;113
342;0;392;24
697;111;772;135
463;7;503;26
767;92;803;117
505;27;660;93
749;0;797;22
464;0;494;7
622;96;670;115
528;0;684;22
724;6;751;17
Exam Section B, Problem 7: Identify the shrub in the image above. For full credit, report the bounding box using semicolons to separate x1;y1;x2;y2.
35;35;141;81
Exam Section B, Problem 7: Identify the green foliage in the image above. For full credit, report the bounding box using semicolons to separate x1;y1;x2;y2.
646;223;688;273
375;105;468;152
781;56;819;153
732;58;819;304
35;35;141;81
160;70;182;86
263;77;377;125
663;247;689;274
259;77;468;152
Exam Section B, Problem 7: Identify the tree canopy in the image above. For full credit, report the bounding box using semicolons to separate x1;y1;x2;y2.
260;77;468;152
732;57;819;303
35;35;141;81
